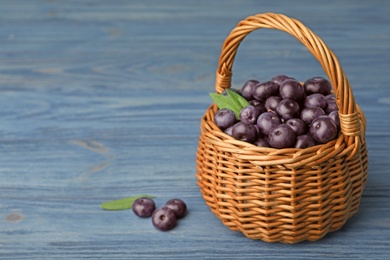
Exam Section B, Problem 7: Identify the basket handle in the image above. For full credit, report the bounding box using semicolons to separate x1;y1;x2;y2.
215;13;362;153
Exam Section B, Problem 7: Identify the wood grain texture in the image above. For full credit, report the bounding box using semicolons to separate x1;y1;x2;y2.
1;0;390;259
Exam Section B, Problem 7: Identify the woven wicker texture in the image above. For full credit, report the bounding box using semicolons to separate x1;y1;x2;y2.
196;13;368;244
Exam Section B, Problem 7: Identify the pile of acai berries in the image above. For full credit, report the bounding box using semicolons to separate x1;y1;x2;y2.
212;75;340;149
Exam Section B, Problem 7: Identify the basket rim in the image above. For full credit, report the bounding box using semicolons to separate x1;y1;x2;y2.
200;103;365;167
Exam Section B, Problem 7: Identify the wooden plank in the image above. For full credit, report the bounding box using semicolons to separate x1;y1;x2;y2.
1;0;390;258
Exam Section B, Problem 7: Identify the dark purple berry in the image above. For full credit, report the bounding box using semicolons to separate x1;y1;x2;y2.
294;134;317;148
254;124;261;136
256;111;282;135
164;198;187;219
253;81;279;101
240;105;260;124
268;124;296;149
232;122;258;143
276;99;300;121
240;79;259;101
304;93;327;109
309;115;338;144
132;197;156;218
325;94;338;113
328;110;340;130
285;118;308;136
304;77;332;95
300;107;325;125
279;79;306;102
152;207;177;231
265;96;282;112
214;108;236;130
249;100;267;114
224;125;234;136
271;74;294;86
254;136;271;147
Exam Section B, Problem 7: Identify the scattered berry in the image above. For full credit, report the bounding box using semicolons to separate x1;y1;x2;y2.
164;198;187;219
132;197;156;218
132;197;188;232
152;207;177;231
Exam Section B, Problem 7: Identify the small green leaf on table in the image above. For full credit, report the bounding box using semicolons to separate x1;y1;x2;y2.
100;194;156;211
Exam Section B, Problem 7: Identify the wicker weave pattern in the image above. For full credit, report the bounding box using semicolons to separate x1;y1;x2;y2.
196;13;368;243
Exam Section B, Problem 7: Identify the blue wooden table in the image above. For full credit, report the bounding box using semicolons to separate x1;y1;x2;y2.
1;0;390;259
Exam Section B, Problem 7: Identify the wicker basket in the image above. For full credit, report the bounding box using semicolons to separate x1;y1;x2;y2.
196;13;368;244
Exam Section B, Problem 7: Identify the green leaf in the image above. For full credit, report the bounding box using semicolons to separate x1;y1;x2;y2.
209;93;242;118
226;89;250;109
100;194;156;211
209;89;250;119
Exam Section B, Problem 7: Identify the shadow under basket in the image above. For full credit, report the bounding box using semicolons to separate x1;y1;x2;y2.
196;13;368;244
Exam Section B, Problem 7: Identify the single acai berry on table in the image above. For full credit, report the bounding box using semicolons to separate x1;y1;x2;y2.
164;198;187;219
214;108;236;130
132;197;156;218
152;207;177;231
